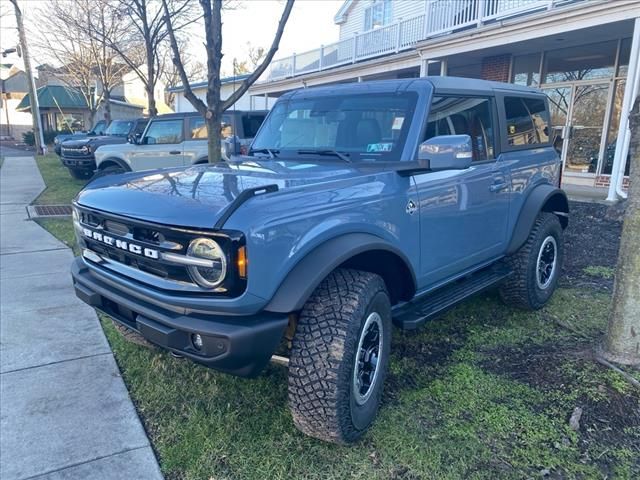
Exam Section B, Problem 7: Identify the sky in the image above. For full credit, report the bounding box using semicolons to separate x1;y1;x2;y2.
0;0;343;79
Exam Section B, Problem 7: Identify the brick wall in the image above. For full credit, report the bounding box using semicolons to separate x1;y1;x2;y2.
481;54;512;82
595;175;630;190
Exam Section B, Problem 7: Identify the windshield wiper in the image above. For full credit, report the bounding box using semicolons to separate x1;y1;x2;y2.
249;148;279;158
297;149;352;163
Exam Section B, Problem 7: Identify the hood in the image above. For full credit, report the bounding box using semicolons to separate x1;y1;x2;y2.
63;135;127;148
75;158;372;229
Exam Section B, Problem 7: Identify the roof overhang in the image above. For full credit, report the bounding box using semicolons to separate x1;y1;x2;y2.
333;0;353;24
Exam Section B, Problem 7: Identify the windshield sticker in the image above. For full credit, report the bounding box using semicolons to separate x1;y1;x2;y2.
367;143;393;153
392;117;404;130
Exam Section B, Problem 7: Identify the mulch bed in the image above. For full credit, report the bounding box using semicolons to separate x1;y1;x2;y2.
562;201;623;291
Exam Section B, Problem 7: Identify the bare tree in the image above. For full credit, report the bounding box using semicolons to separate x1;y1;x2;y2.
600;97;640;366
160;40;207;108
233;43;266;76
33;0;129;126
89;0;198;117
163;0;294;163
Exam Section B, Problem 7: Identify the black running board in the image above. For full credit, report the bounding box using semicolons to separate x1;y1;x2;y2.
392;265;512;330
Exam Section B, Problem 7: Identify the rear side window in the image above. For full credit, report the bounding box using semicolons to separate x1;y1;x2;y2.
425;96;495;161
504;96;550;146
188;115;235;139
241;113;266;138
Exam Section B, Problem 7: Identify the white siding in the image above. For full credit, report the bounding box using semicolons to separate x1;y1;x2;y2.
339;0;425;40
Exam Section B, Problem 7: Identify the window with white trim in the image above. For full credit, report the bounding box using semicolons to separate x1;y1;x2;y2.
363;0;392;31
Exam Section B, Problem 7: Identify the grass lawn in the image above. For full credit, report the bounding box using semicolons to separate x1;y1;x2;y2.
34;159;639;479
33;153;86;205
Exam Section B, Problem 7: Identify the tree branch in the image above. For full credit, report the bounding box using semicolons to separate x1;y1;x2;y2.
221;0;294;111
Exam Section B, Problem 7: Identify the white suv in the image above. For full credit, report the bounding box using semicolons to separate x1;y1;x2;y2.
93;110;267;175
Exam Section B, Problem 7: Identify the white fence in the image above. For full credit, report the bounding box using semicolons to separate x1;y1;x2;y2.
265;0;579;82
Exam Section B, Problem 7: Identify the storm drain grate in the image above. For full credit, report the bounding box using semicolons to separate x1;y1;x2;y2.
28;204;73;218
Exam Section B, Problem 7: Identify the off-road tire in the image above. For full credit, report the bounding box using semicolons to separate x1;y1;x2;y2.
111;320;155;349
68;168;92;180
288;269;392;444
499;212;564;310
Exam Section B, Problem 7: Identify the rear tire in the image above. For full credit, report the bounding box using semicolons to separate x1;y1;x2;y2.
288;269;391;444
499;212;564;310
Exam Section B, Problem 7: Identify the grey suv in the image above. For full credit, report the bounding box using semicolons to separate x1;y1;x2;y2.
94;110;268;174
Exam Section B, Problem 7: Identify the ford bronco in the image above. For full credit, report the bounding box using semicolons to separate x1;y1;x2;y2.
71;77;568;444
93;110;268;176
60;118;148;179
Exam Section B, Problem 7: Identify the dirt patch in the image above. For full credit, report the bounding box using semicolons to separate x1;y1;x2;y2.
480;343;640;476
562;201;622;291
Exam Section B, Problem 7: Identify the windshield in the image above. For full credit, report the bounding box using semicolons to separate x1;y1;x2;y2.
251;92;417;161
105;120;134;136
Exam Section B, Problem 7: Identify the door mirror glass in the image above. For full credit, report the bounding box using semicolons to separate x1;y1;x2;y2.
418;135;473;170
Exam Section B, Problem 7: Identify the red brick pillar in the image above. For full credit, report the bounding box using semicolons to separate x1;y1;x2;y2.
481;54;512;82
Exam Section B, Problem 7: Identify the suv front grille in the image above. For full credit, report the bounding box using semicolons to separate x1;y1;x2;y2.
74;206;246;296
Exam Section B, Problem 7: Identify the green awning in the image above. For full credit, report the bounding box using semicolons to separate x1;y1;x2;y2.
16;85;88;111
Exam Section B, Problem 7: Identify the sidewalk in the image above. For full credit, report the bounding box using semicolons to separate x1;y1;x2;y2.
0;157;162;480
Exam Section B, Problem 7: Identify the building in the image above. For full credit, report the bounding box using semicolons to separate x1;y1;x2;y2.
249;0;640;202
169;74;276;113
0;64;32;139
15;84;144;133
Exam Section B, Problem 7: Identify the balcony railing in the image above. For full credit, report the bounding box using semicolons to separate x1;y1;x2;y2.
264;0;579;82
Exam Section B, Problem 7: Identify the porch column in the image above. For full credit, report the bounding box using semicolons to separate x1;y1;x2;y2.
607;17;640;201
419;57;430;77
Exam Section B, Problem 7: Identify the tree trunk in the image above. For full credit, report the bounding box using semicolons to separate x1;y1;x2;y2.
103;88;112;124
146;61;157;117
205;0;223;164
206;115;221;164
602;97;640;365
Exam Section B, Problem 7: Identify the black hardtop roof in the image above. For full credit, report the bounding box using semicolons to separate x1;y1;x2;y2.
149;109;269;120
283;77;544;99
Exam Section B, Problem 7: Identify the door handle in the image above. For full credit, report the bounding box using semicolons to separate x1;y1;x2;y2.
489;181;508;192
169;150;181;155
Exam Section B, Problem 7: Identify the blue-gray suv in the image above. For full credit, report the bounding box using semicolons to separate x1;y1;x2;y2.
71;77;569;444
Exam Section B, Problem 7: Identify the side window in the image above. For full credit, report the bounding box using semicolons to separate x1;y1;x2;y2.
134;120;148;135
189;117;208;139
188;116;235;139
523;97;550;144
143;119;183;145
241;113;266;139
425;96;495;161
504;96;550;146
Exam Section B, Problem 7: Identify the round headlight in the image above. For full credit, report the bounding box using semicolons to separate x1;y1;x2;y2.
186;238;227;288
82;145;91;154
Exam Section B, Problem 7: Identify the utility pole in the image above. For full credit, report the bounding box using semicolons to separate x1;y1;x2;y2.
10;0;45;155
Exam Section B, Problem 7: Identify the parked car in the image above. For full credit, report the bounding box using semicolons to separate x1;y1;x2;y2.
53;120;108;156
93;110;268;174
71;78;568;444
60;118;149;179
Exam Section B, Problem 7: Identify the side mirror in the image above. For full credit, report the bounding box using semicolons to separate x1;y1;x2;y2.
418;134;473;171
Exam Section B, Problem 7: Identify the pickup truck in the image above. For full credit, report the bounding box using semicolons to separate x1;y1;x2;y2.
71;77;568;444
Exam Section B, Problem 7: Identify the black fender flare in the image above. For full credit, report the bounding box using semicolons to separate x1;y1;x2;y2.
194;157;208;165
264;233;417;313
98;157;131;172
507;184;569;255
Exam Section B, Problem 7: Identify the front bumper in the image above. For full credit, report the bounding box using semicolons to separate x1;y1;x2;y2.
71;258;289;377
61;155;96;170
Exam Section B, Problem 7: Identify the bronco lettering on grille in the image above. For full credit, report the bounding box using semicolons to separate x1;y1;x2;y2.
83;228;159;259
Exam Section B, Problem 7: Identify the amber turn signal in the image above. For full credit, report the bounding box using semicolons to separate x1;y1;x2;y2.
237;246;247;278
